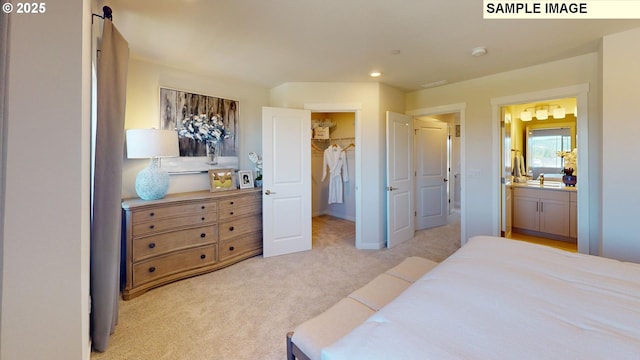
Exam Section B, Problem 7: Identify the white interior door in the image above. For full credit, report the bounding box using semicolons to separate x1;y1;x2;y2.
262;107;312;257
415;119;448;230
386;111;414;247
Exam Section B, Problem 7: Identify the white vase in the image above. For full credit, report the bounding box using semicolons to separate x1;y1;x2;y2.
206;140;221;164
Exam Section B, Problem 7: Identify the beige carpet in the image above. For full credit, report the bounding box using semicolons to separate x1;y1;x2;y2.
91;214;460;360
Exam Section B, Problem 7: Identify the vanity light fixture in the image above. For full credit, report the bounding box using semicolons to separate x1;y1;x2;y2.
552;106;566;119
521;104;566;121
536;107;549;120
520;107;534;121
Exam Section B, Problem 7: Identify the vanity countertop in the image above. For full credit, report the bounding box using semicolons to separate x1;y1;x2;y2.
508;181;577;192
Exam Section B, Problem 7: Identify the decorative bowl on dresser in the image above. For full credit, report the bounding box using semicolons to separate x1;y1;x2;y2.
121;188;262;300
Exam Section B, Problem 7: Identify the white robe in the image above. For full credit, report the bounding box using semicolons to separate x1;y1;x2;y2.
321;145;349;204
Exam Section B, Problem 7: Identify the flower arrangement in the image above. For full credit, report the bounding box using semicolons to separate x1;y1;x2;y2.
557;148;577;175
178;114;229;143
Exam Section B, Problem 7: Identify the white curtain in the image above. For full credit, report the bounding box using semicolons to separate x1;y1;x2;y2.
90;19;129;352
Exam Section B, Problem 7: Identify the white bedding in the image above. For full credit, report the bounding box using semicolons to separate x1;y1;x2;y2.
321;236;640;359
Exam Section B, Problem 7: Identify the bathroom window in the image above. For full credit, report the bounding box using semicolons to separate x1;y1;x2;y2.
527;127;571;177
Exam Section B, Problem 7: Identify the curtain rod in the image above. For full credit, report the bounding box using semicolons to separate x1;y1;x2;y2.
92;6;113;23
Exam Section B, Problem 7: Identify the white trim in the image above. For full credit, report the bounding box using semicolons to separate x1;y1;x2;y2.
406;103;468;245
491;84;590;254
304;103;363;249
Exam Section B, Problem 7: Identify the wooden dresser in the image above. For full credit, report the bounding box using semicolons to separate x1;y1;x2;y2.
121;188;262;300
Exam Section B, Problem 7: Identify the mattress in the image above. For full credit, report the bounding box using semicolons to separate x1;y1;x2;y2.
321;236;640;359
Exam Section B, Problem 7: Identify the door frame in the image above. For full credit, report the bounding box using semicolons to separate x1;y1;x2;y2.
407;103;467;243
304;103;363;248
490;84;590;254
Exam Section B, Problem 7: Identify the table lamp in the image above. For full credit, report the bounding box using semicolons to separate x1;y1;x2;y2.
126;129;179;200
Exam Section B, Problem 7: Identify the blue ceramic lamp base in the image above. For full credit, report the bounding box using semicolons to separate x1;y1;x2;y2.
135;158;170;200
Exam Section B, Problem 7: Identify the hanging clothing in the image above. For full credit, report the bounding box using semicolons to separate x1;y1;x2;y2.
321;144;349;204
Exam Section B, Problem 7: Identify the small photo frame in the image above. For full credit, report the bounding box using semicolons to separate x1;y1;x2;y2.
208;168;237;192
238;170;254;189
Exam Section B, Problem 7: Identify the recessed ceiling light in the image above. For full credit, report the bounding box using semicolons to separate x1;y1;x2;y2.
471;47;488;57
370;71;382;77
391;50;401;55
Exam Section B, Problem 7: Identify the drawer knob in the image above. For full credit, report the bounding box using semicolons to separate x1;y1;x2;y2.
201;205;205;209
230;201;234;205
148;242;156;249
149;225;155;229
148;266;156;273
230;211;234;215
200;254;206;259
229;246;235;251
229;226;234;231
149;212;155;217
200;233;206;238
201;217;205;221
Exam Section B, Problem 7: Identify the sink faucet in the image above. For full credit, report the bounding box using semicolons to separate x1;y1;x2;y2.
539;173;544;185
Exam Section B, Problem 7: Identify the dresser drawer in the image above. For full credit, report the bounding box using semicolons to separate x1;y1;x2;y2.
218;204;261;220
132;200;217;223
219;232;262;262
133;225;217;262
133;212;217;237
218;193;261;211
133;245;217;286
219;214;262;241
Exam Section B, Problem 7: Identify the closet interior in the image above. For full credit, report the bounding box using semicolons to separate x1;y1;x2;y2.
311;112;356;223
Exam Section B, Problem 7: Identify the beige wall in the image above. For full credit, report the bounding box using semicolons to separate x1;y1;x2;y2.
406;53;602;247
122;58;270;198
2;0;92;358
601;27;640;262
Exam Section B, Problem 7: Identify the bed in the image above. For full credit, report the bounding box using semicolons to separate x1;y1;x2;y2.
318;236;640;359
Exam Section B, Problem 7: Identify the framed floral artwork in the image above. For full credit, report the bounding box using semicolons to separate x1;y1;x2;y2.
208;169;237;192
159;87;239;173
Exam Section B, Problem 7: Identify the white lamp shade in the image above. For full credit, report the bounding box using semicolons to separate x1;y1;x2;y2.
126;129;179;159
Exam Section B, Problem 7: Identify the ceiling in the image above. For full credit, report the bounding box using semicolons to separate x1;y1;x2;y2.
100;0;640;91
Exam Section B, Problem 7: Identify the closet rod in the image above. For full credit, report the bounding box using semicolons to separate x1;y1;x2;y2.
330;137;355;141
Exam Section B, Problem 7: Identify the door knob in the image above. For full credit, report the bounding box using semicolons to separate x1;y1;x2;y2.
386;186;396;191
443;178;448;182
265;189;277;195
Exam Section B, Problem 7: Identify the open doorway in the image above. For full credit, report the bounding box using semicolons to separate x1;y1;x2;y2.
492;84;590;254
500;98;578;252
311;111;357;247
408;103;466;245
414;114;460;223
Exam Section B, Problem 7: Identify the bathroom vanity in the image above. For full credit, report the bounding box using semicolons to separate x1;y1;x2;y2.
510;183;577;242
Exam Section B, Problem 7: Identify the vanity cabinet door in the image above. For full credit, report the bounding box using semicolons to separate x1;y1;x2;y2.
513;194;539;231
539;199;570;237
